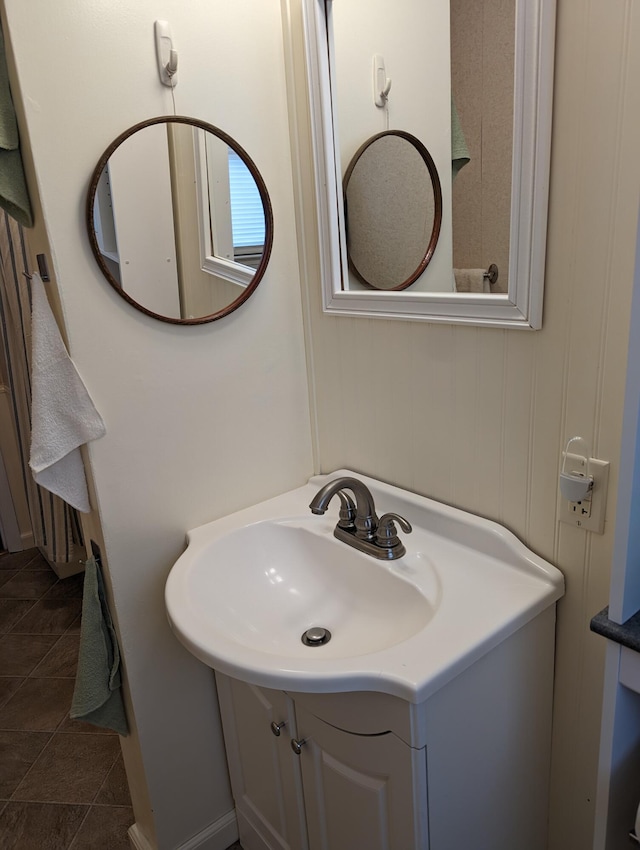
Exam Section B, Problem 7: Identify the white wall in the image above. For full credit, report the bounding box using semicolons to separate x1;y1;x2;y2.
1;1;314;848
285;0;640;847
107;124;181;317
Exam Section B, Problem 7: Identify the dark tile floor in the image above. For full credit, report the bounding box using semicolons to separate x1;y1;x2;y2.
0;548;133;849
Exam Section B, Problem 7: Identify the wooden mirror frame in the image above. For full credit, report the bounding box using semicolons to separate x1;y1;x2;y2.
343;130;443;291
86;115;274;325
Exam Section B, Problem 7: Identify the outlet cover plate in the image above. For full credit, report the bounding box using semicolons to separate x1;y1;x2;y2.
558;453;610;533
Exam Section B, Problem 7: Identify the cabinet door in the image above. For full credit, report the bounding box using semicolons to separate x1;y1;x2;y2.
295;704;429;850
216;675;308;850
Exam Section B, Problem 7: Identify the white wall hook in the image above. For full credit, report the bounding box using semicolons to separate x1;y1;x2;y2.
167;48;178;79
373;54;391;107
154;20;178;88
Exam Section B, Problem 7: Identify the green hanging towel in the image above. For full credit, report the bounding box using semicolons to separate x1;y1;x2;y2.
0;26;33;227
451;95;470;181
71;557;129;736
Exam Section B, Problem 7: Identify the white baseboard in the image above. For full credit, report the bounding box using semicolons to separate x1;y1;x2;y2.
128;823;154;850
21;530;35;549
128;810;238;850
49;559;84;579
237;809;279;850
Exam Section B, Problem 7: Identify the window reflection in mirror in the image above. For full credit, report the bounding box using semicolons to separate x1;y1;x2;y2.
227;149;266;269
89;117;272;324
197;130;266;280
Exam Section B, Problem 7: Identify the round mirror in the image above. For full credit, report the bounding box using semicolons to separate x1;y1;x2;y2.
343;130;442;291
86;116;273;324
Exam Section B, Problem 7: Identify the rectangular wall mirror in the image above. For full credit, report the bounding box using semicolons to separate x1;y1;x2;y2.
298;0;556;329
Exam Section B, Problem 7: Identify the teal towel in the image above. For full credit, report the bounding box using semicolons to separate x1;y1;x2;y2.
71;557;129;736
0;26;32;227
451;95;470;181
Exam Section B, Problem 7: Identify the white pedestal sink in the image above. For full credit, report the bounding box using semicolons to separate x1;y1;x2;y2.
165;470;564;850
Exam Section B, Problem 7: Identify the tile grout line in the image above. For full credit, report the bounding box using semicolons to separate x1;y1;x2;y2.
2;629;79;636
0;598;40;634
28;633;72;679
91;748;126;805
0;639;62;679
0;799;133;809
0;675;32;708
0;799;91;808
5;730;57;802
64;803;92;850
53;731;116;736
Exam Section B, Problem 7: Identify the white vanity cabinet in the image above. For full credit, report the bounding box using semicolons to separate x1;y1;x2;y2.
215;676;307;850
215;607;556;850
216;674;427;850
295;703;428;850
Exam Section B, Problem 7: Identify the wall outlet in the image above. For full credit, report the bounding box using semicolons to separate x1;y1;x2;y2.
569;493;592;517
558;453;610;533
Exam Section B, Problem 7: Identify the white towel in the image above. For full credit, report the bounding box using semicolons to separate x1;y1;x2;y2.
29;273;105;512
453;269;490;293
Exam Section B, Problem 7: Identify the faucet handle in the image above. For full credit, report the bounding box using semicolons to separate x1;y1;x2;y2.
375;513;412;555
336;490;356;530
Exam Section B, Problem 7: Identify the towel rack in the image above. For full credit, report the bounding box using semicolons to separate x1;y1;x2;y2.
22;253;50;283
484;264;499;286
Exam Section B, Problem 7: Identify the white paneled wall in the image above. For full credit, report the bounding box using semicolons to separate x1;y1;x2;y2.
284;0;640;847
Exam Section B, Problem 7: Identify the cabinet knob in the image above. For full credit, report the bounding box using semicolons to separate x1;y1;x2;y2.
270;720;286;737
291;737;306;755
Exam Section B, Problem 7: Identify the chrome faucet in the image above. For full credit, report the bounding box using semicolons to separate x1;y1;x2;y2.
309;476;411;560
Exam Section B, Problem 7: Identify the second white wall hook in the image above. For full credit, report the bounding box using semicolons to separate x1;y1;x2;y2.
373;54;391;107
154;20;178;87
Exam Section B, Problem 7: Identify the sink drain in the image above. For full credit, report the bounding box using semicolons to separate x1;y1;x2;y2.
301;626;331;647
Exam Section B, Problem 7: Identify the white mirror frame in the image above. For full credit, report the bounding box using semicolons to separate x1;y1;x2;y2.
300;0;556;329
